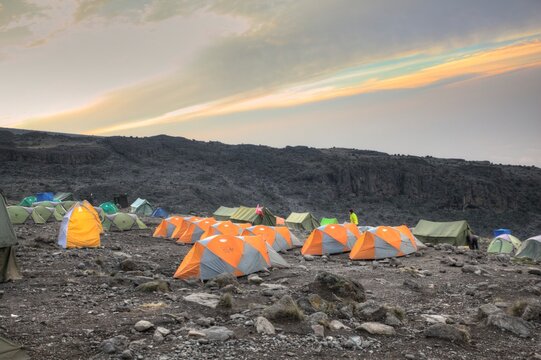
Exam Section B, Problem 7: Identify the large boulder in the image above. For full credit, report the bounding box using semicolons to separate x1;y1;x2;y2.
486;314;531;337
424;324;470;343
358;322;396;336
135;280;170;293
307;271;365;302
255;316;275;335
262;295;303;321
354;301;387;321
201;326;235;341
183;293;221;308
213;273;239;288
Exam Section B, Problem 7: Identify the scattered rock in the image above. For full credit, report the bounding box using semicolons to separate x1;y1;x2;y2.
255;316;275;335
424;324;470;342
188;330;206;338
100;335;129;354
477;304;503;319
303;255;315;261
120;350;133;359
528;268;541;276
119;258;137;271
217;292;233;309
214;273;239;288
355;300;386;321
201;326;235;341
195;317;215;327
358;322;396;336
403;278;423;292
329;319;349;330
134;320;154;332
183;293;221;309
247;274;264;285
135;280;170;293
421;314;448;324
486;314;531;337
263;295;304;321
308;271;365;302
311;324;325;338
308;312;329;326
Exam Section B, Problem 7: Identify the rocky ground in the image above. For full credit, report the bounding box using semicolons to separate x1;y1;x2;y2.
1;219;541;360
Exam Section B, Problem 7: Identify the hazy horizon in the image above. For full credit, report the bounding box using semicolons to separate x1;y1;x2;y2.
1;1;540;166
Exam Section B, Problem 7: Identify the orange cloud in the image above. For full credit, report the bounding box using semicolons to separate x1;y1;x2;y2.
89;39;541;135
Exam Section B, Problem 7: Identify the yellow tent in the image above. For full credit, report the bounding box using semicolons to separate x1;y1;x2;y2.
57;201;102;249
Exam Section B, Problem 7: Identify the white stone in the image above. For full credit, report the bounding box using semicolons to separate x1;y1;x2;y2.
255;316;275;335
183;293;221;308
358;322;396;336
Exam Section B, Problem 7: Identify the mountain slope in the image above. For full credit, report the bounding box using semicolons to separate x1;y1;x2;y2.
1;128;540;237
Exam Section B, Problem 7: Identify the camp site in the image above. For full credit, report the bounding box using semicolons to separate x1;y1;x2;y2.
0;176;540;360
1;2;541;357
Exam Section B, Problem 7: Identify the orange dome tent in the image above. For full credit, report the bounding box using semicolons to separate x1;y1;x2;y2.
171;216;203;239
349;226;417;260
242;225;302;252
301;223;359;255
153;216;191;238
173;235;288;280
176;218;217;244
57;201;102;249
201;220;250;238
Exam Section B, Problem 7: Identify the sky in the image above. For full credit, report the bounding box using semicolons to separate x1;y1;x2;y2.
1;0;541;166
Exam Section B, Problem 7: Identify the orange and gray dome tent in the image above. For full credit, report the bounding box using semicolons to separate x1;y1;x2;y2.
242;225;302;252
173;235;288;280
301;223;360;255
153;216;191;238
57;201;102;249
350;226;417;260
177;218;217;244
201;220;250;238
171;217;203;239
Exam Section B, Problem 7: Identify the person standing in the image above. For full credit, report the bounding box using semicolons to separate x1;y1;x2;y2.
349;209;358;226
466;231;479;250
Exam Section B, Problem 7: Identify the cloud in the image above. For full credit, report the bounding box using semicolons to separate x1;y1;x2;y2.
9;0;541;135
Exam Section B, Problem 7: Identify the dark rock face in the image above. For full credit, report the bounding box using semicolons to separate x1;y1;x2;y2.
1;128;540;236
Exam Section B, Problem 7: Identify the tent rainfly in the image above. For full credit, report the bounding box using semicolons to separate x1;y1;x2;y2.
130;198;154;216
229;206;277;226
320;217;339;226
285;212;320;232
213;206;239;221
412;219;471;246
0;196;22;283
54;192;73;201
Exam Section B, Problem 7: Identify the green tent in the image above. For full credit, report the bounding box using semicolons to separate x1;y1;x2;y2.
130;198;154;216
0;336;28;360
32;201;59;208
19;196;36;207
32;206;58;222
53;192;73;201
1;197;22;283
54;201;77;220
213;206;239;221
412;219;471;246
320;217;339;226
515;235;541;261
103;213;148;231
99;201;119;215
487;234;522;254
229;206;277;226
285;212;320;231
7;206;45;225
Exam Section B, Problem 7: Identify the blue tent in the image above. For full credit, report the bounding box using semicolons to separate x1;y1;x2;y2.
493;228;512;237
151;207;169;218
36;192;55;202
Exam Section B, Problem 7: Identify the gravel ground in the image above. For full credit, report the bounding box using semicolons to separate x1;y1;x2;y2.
1;220;540;360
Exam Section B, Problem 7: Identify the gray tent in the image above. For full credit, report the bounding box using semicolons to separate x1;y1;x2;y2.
515;235;541;261
0;196;22;282
0;336;28;360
